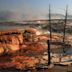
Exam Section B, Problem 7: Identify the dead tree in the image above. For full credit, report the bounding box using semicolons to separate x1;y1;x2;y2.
63;6;68;53
49;4;52;41
47;4;51;65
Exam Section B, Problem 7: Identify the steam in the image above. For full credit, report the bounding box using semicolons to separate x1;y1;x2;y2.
0;10;72;22
0;11;24;21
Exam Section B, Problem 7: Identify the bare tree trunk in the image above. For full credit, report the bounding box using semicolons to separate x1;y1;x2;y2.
47;40;51;65
47;4;51;65
49;4;52;41
63;6;68;53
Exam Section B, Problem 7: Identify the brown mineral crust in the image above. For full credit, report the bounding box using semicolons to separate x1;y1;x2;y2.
37;34;63;41
0;44;5;55
21;42;47;55
24;28;37;34
0;56;12;68
0;55;39;70
11;56;39;70
0;43;20;55
37;34;48;41
0;28;48;70
0;62;13;69
17;34;23;44
6;44;19;54
0;35;21;54
0;29;21;35
0;33;24;55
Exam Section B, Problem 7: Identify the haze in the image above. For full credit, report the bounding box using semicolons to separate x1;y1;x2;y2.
0;0;72;21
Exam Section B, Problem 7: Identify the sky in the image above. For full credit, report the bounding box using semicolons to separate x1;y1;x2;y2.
0;0;72;20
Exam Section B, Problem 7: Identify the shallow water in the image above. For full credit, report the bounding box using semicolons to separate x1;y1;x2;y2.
0;66;71;72
0;25;28;30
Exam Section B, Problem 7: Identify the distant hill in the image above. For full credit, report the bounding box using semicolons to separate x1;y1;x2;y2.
47;13;72;19
50;13;64;19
